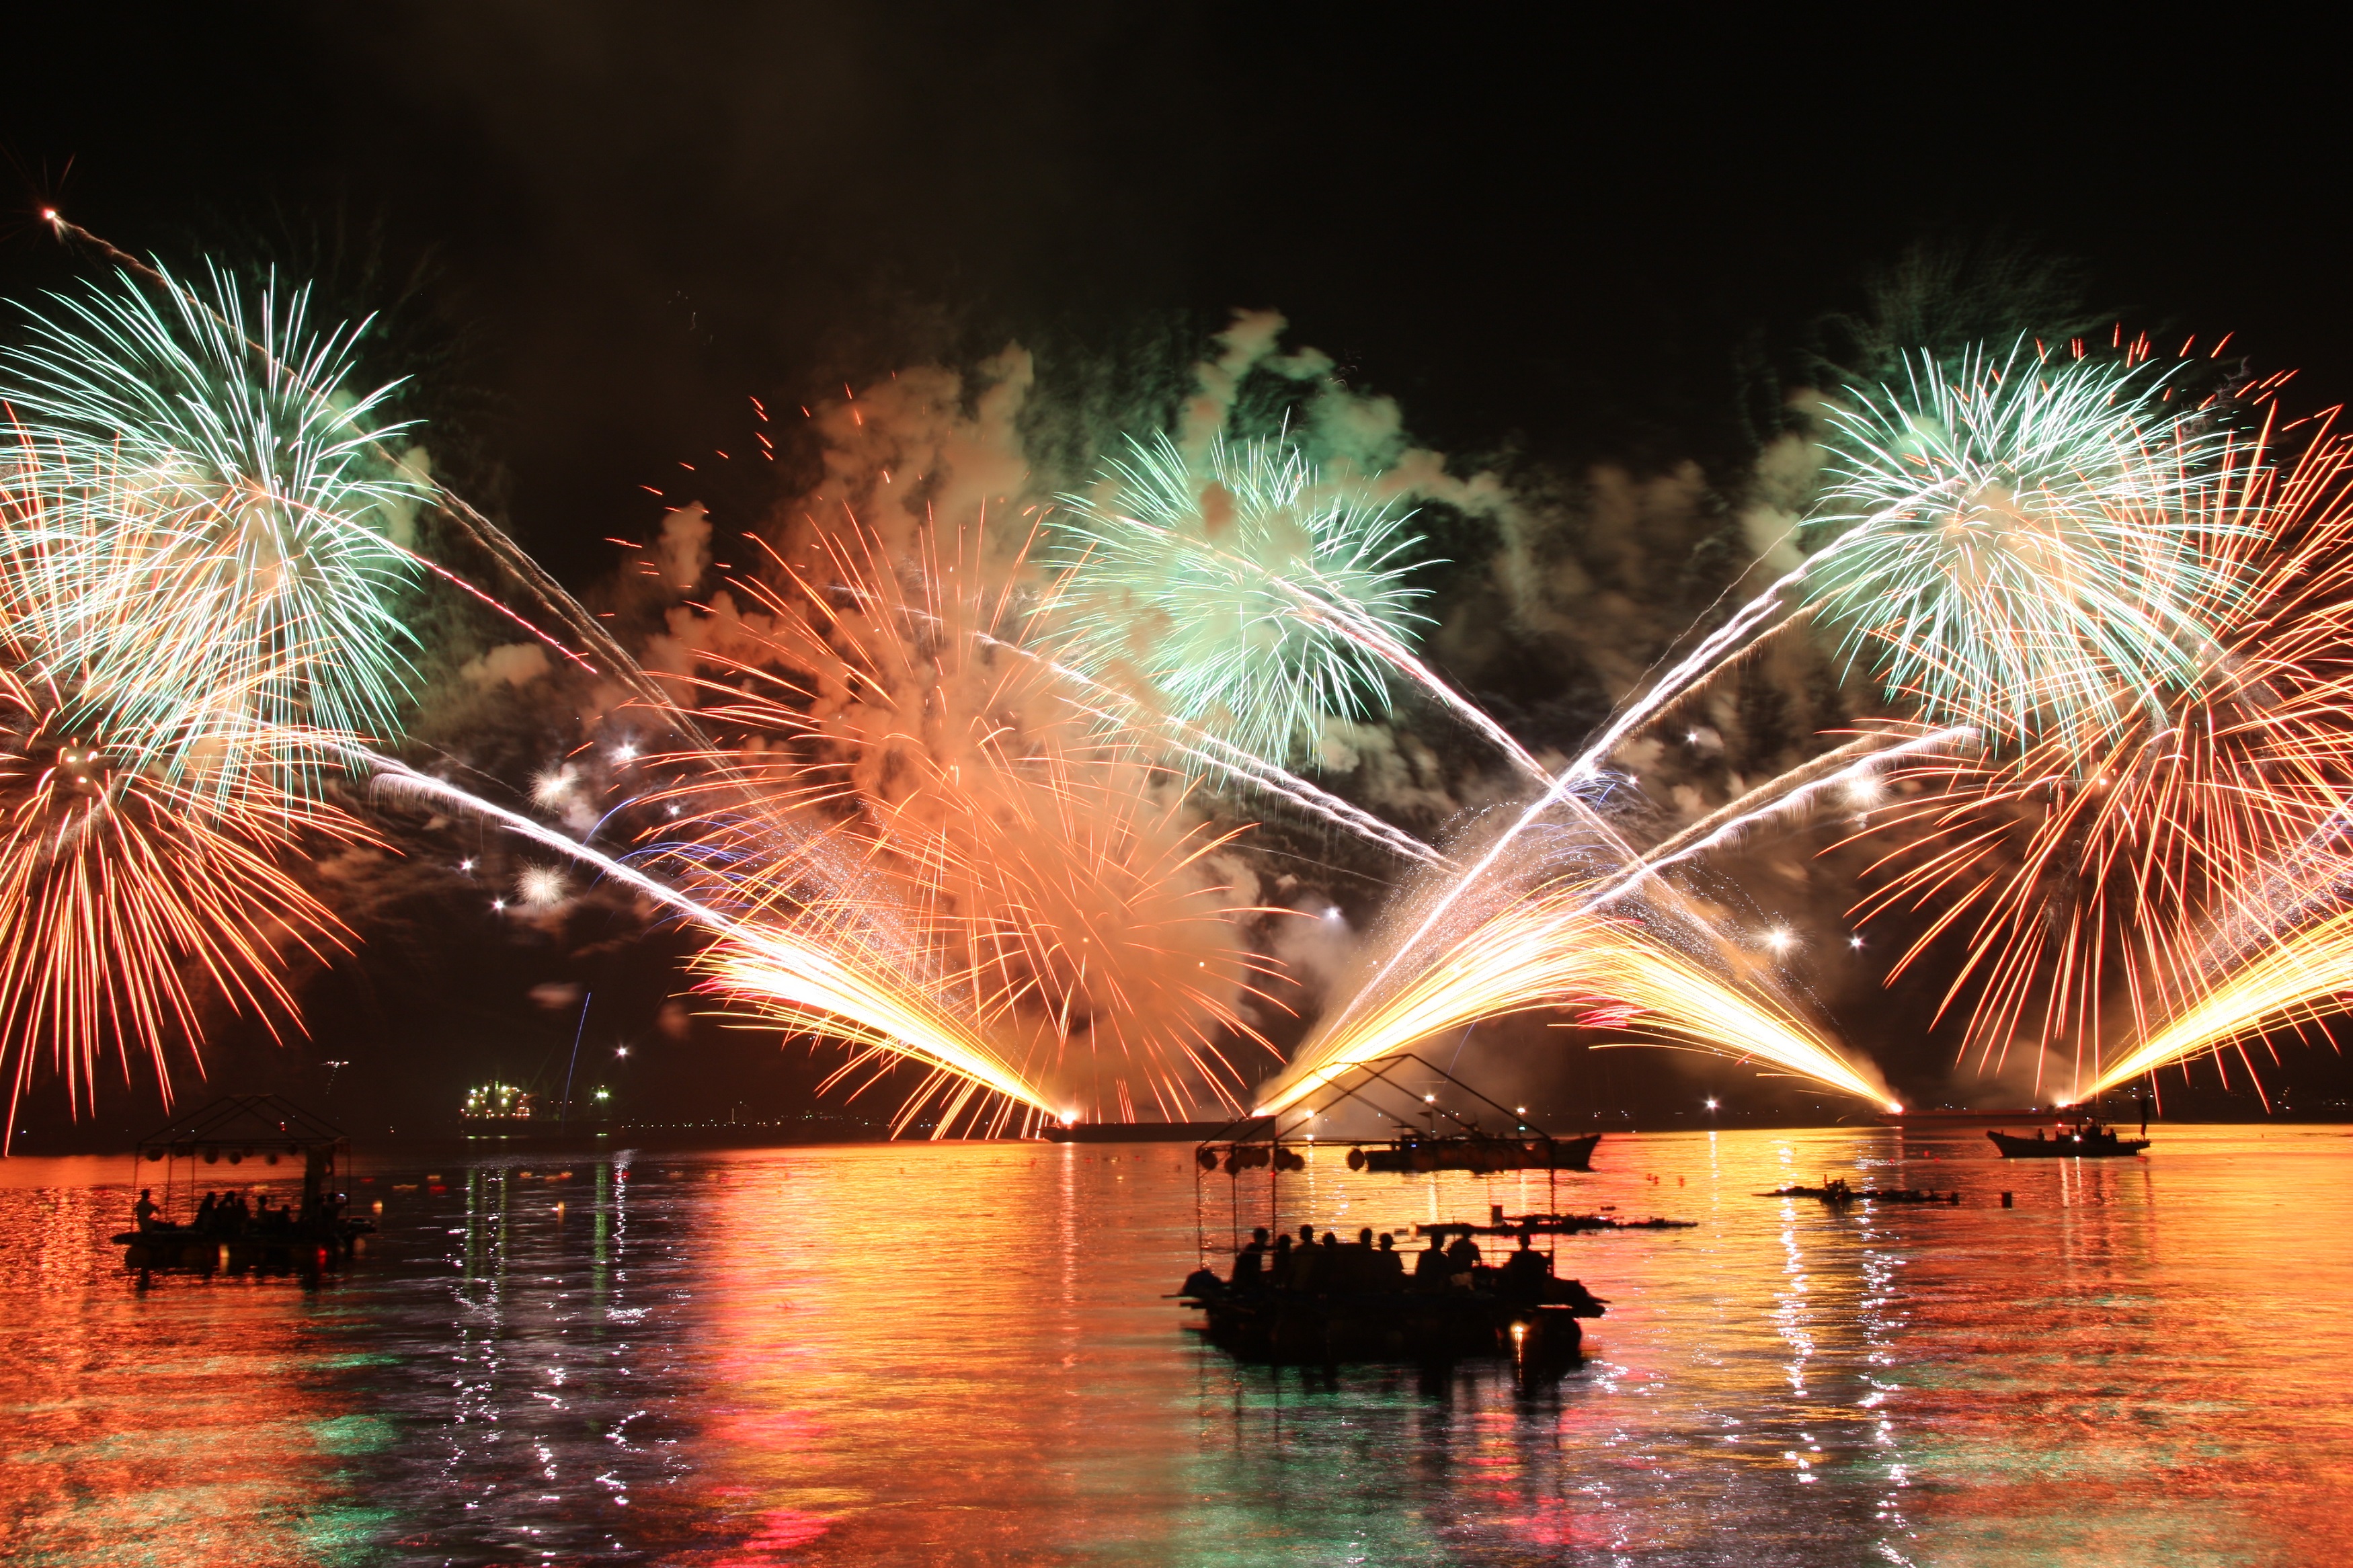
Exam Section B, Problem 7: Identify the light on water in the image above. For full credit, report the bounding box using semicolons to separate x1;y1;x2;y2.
2;1127;2350;1564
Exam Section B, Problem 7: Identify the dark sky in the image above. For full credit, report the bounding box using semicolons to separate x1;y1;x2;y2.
7;7;2350;1141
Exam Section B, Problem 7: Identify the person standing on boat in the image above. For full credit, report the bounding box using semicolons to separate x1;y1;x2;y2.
195;1192;218;1234
1230;1228;1269;1287
1414;1235;1450;1287
1501;1233;1552;1298
133;1190;159;1231
1375;1233;1406;1288
1444;1231;1482;1288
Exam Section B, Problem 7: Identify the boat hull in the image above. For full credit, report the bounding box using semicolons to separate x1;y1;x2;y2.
1185;1286;1597;1364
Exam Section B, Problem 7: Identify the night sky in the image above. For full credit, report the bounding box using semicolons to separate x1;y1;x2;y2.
7;7;2352;1144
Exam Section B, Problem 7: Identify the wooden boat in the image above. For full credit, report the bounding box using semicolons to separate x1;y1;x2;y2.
1345;1130;1601;1173
1987;1117;2148;1159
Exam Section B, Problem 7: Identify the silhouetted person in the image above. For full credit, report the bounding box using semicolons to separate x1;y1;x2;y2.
1231;1227;1269;1286
1414;1236;1450;1283
1445;1232;1482;1285
195;1192;218;1233
133;1190;159;1231
1501;1233;1552;1296
1298;1223;1316;1248
1270;1231;1295;1284
1355;1227;1375;1249
1320;1231;1340;1250
1289;1234;1322;1292
1375;1233;1406;1286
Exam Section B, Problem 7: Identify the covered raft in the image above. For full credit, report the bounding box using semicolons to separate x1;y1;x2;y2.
113;1095;375;1274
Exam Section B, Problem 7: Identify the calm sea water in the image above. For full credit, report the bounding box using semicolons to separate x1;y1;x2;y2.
1;1124;2346;1566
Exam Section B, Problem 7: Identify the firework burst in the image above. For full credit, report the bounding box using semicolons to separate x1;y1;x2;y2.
641;504;1289;1122
1845;406;2353;1091
1807;342;2245;756
0;263;425;792
1053;432;1438;768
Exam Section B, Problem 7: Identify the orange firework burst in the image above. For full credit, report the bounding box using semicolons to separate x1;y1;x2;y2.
0;411;383;1141
1843;405;2353;1095
644;503;1288;1125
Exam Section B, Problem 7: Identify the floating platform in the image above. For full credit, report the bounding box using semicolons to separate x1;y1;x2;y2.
113;1225;374;1274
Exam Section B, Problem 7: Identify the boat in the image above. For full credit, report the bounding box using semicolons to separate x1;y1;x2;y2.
1345;1130;1601;1173
112;1095;376;1275
1987;1116;2148;1159
1175;1257;1606;1364
1762;1179;1962;1208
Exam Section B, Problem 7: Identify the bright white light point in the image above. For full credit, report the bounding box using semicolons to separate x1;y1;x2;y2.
615;1046;629;1058
613;744;637;761
1425;1094;1436;1104
1516;1106;1526;1114
1324;906;1342;920
530;765;578;807
1888;1103;1904;1114
459;858;475;872
1706;1098;1718;1110
1765;928;1795;952
1848;935;1865;950
667;804;680;817
1685;731;1700;743
491;899;506;912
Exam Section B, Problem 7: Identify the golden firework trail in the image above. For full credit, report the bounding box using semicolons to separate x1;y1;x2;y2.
1255;868;1892;1117
353;749;1058;1124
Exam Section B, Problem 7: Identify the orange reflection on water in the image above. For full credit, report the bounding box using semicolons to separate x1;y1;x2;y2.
0;1158;385;1565
3;1126;2350;1563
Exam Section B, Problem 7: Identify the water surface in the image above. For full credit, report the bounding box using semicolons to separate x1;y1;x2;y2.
2;1124;2346;1565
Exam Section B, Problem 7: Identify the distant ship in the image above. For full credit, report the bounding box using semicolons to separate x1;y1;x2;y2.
1045;1118;1272;1144
1875;1106;2052;1129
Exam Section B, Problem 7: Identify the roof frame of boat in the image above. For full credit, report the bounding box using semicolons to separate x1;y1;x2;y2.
135;1094;349;1155
1193;1050;1559;1154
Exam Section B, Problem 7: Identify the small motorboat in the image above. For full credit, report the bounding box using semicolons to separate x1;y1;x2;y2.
1987;1116;2149;1159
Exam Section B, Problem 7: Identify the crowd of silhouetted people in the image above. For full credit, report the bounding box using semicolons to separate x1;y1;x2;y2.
131;1186;345;1239
1215;1221;1562;1301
